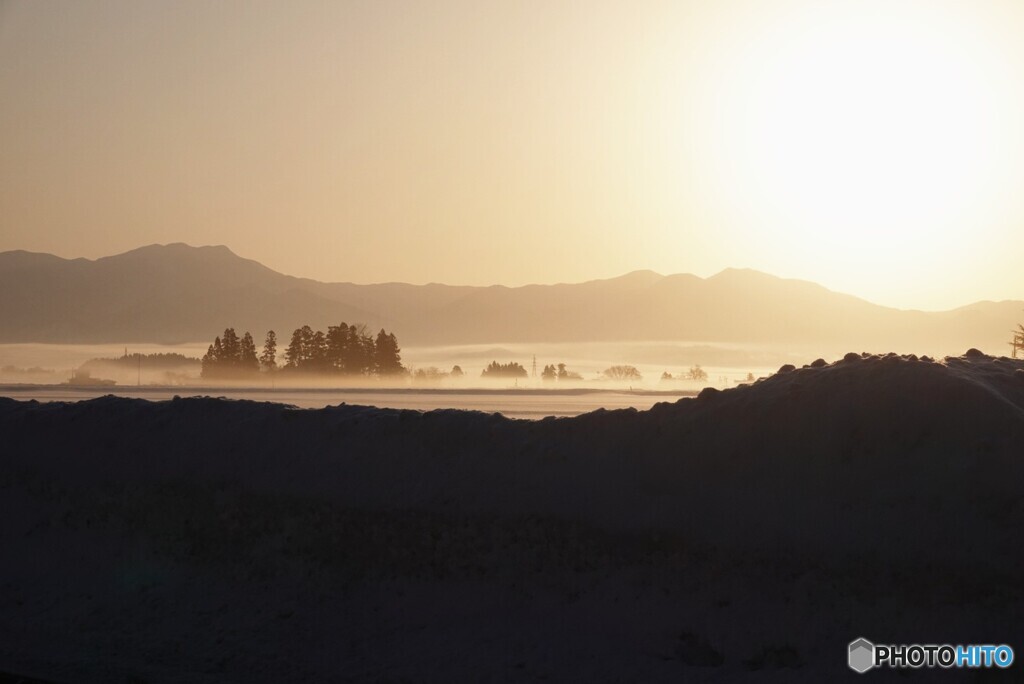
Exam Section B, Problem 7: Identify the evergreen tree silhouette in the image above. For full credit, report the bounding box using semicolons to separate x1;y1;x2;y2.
482;361;528;378
202;344;216;377
326;323;353;373
374;329;404;375
202;323;406;377
309;330;329;370
240;332;259;371
221;329;241;366
260;330;277;371
285;328;305;368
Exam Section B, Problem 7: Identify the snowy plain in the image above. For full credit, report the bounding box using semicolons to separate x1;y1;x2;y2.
2;351;1023;682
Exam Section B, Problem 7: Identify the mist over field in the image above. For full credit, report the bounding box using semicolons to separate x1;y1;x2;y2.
5;0;1024;681
3;242;1017;396
0;340;789;388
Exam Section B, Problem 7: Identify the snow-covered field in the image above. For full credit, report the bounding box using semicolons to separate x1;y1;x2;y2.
0;387;697;419
2;351;1023;682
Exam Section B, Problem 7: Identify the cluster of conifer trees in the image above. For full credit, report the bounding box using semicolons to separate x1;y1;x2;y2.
540;363;583;381
201;324;403;378
481;361;528;378
201;329;264;377
282;323;403;375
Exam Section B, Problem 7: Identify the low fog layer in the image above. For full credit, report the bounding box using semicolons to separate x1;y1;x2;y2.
0;340;793;391
2;351;1022;681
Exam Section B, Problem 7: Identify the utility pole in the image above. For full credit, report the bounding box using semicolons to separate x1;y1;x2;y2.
532;354;537;379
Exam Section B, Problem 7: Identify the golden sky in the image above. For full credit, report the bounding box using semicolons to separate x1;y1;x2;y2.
2;0;1023;310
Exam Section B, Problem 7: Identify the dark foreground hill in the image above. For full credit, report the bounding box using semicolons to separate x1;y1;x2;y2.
1;243;1022;353
1;352;1023;682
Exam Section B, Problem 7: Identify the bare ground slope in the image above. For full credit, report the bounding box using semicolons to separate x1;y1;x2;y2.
1;352;1023;681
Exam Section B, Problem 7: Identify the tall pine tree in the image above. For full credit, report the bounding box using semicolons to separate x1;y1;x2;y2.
309;330;329;370
260;330;277;371
374;329;404;375
326;323;351;373
285;327;306;368
202;344;216;377
221;329;241;366
240;332;259;371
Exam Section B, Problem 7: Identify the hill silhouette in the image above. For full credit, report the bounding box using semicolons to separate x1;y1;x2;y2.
1;352;1022;680
0;243;1020;354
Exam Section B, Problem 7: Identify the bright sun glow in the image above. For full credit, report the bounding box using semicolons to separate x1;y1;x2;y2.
687;1;1020;304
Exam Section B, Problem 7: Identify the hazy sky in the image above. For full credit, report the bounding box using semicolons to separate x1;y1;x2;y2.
3;0;1024;310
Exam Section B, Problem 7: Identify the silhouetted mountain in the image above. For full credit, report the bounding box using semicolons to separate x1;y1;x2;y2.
0;243;1019;353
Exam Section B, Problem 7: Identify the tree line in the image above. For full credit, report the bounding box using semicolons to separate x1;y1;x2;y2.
661;365;707;382
602;365;642;381
201;324;403;378
481;361;527;378
480;361;637;381
541;363;583;381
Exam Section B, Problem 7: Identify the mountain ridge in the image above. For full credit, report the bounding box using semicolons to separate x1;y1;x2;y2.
0;243;1019;353
0;245;870;298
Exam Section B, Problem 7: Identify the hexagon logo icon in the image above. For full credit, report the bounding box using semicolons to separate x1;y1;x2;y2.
848;637;875;673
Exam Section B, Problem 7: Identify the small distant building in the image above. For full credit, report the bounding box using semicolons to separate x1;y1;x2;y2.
66;368;116;387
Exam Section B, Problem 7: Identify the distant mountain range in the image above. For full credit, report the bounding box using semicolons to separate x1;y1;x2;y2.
0;243;1020;355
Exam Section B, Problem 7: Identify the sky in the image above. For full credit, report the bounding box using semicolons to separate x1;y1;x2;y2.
2;0;1024;310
